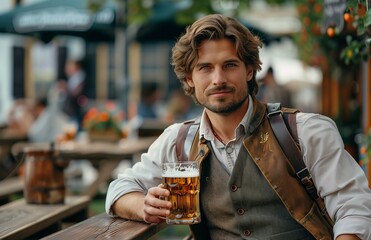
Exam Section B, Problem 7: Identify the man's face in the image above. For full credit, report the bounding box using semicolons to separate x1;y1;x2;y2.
186;38;253;115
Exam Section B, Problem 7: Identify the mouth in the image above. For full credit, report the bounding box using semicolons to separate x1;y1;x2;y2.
209;91;231;97
207;86;233;97
208;89;233;98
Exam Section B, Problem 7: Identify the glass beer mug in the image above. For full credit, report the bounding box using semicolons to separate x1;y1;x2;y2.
162;161;201;224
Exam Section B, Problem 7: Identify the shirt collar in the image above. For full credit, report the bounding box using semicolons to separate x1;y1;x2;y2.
199;95;254;141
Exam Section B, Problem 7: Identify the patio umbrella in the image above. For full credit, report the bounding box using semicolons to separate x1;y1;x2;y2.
133;1;281;45
0;0;123;43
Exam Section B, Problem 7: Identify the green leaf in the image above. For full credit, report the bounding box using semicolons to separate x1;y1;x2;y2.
346;0;358;10
340;49;346;59
365;38;371;48
346;35;353;44
364;10;371;27
358;24;366;35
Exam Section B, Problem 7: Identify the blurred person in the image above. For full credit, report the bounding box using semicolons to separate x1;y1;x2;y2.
28;81;70;143
1;98;36;179
7;98;37;135
125;82;163;139
163;89;201;123
256;66;291;107
137;82;160;120
106;14;371;240
59;59;86;129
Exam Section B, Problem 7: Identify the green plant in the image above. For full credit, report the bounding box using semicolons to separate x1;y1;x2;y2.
340;0;371;65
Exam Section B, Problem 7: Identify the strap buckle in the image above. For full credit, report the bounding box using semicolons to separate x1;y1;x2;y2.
267;103;282;118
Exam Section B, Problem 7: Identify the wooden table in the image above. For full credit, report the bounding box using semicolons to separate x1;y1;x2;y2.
11;137;157;197
0;177;23;205
42;212;167;240
0;129;28;145
0;195;90;240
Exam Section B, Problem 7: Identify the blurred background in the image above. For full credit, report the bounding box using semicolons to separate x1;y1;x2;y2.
0;0;370;237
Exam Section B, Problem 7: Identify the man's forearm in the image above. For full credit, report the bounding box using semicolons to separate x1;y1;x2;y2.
336;234;360;240
112;192;146;221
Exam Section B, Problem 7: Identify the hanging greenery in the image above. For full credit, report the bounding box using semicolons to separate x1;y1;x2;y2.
293;0;326;66
339;0;371;65
293;0;371;66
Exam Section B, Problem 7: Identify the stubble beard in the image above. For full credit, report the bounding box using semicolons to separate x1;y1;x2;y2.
203;94;248;114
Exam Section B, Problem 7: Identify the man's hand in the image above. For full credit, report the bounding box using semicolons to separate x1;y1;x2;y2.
111;185;171;223
143;184;171;223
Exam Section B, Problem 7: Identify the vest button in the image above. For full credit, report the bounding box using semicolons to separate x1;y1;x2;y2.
243;230;252;236
231;184;238;192
237;208;245;215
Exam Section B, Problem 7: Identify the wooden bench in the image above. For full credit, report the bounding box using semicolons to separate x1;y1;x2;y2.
0;177;23;205
0;195;90;240
42;212;168;240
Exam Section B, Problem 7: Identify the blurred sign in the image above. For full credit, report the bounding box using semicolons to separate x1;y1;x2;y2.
322;0;347;32
13;7;114;33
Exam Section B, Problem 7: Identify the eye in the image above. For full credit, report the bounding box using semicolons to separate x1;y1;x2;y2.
198;64;211;71
225;62;237;68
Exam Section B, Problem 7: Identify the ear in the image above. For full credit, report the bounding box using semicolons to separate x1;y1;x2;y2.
246;65;254;81
186;74;195;87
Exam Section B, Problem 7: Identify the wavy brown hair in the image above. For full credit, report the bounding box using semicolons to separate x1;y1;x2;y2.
171;14;262;97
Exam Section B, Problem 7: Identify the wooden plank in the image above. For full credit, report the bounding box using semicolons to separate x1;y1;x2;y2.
11;136;157;162
0;177;23;202
42;213;167;240
138;120;169;137
0;129;28;144
0;195;90;240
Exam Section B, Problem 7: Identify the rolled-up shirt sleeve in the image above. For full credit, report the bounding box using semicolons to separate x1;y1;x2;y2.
105;123;182;215
297;113;371;239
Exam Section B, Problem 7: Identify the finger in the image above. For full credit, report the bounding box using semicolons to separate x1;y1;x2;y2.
148;186;170;198
144;193;171;209
143;198;170;224
143;204;170;219
143;215;165;224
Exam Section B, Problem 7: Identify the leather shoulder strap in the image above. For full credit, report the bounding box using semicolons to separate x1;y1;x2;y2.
267;103;311;189
267;103;333;226
176;118;200;162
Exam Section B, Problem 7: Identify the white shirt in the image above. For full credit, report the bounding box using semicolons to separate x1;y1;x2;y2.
67;70;85;91
106;100;371;239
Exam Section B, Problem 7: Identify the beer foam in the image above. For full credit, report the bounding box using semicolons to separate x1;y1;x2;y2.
162;171;199;178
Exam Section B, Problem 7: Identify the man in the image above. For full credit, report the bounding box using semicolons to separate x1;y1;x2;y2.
60;59;86;129
256;66;291;107
106;14;371;239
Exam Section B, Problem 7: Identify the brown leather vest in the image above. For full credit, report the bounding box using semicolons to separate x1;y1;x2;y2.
188;99;333;240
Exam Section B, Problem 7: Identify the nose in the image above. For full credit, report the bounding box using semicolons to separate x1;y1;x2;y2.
212;67;226;85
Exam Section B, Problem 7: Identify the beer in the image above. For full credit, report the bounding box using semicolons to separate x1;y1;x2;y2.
162;162;201;224
63;122;77;141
